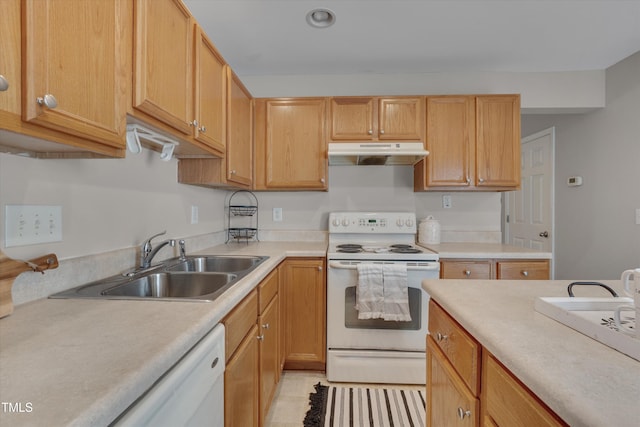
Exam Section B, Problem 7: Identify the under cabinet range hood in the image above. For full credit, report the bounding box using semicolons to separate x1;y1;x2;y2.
328;142;429;166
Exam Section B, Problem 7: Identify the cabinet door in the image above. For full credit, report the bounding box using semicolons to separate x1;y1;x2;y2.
417;96;475;189
329;97;375;140
378;97;424;140
281;258;326;370
259;295;279;424
194;26;226;154
475;95;521;188
427;337;479;427
441;261;492;279
133;0;193;135
227;70;253;187
22;0;127;148
0;0;21;115
225;324;260;427
497;260;550;280
256;98;327;190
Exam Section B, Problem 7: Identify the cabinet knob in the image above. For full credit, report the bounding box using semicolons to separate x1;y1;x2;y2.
539;231;549;238
198;126;206;133
36;94;57;109
379;129;385;135
0;75;8;91
368;129;373;135
457;407;471;419
230;169;236;174
436;332;448;342
257;334;264;341
464;270;471;277
318;266;322;271
478;177;485;183
522;271;529;277
262;323;270;329
320;177;326;184
189;119;198;127
466;177;471;184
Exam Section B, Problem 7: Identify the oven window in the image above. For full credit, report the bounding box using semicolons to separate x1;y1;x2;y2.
344;287;421;330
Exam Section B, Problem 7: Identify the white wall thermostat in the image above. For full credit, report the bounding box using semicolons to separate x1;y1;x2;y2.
567;176;583;187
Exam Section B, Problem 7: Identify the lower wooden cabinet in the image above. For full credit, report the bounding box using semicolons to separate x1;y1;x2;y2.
427;300;567;427
279;257;326;370
441;259;550;280
258;269;280;423
225;323;260;427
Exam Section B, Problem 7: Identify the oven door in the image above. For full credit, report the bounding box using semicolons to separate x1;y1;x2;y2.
326;259;439;352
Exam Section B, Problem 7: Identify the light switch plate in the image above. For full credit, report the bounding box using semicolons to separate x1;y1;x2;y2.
5;205;62;247
442;195;452;209
273;208;283;222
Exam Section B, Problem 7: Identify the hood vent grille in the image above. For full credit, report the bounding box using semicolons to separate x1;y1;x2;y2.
328;142;429;166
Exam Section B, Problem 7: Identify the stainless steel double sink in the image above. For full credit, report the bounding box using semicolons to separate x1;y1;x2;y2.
50;255;268;302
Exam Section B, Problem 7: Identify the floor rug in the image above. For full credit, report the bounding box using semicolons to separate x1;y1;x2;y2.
304;382;426;427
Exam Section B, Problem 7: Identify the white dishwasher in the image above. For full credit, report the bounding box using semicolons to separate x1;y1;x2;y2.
114;323;225;427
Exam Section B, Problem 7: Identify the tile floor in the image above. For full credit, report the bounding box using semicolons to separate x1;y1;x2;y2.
264;371;426;427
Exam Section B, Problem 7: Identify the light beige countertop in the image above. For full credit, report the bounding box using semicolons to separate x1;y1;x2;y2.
0;241;326;427
418;242;552;259
422;279;640;427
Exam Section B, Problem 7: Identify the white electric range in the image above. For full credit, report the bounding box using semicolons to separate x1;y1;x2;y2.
326;212;439;384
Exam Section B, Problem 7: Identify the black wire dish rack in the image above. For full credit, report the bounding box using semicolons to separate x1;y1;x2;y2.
226;190;258;243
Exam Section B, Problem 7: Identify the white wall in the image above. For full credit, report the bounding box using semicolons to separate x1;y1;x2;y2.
521;51;640;279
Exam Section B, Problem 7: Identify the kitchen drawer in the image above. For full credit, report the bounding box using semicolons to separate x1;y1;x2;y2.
428;300;481;395
258;268;278;313
223;289;258;362
441;261;492;279
497;260;550;280
427;336;479;426
483;352;566;427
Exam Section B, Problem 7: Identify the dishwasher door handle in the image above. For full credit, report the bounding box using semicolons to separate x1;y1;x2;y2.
328;261;440;271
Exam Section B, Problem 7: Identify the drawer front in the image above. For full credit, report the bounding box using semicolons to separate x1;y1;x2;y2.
441;261;492;279
258;268;278;313
427;337;479;427
483;353;566;427
497;260;549;280
428;300;481;395
223;289;258;362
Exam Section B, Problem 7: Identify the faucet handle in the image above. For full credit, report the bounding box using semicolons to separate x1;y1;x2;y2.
179;240;187;260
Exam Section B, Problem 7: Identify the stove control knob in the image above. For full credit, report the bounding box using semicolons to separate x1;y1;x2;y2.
331;218;341;227
406;218;414;227
341;218;350;227
396;218;404;227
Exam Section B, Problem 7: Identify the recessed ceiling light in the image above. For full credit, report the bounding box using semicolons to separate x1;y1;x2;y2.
306;8;336;29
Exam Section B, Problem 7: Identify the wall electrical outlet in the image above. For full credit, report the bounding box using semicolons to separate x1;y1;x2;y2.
5;205;62;247
273;207;283;222
191;205;199;224
442;195;452;209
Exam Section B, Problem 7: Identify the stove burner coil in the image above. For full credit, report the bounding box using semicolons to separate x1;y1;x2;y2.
390;247;422;254
390;244;413;249
336;244;363;253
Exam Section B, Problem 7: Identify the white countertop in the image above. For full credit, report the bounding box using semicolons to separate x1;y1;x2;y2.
418;242;552;259
0;241;326;427
422;279;640;427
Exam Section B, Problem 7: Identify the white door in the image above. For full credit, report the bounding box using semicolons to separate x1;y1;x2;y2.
504;127;555;273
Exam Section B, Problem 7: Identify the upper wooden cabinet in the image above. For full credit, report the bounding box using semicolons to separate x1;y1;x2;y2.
132;0;226;157
0;0;127;157
329;96;424;142
254;98;328;190
415;94;521;192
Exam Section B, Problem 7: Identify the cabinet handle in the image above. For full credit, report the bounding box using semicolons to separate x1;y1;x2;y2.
257;334;264;341
198;126;206;133
262;323;270;330
189;119;198;127
522;271;529;277
368;129;373;135
318;266;323;271
478;178;485;183
230;170;236;174
539;231;549;238
379;129;385;135
0;75;8;91
320;178;326;184
36;94;57;109
457;407;471;419
466;177;471;184
211;356;219;369
464;270;471;277
436;332;448;342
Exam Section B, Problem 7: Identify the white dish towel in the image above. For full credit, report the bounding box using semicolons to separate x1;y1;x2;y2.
356;263;411;321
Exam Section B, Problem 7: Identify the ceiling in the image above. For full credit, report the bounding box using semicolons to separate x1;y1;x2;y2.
183;0;640;77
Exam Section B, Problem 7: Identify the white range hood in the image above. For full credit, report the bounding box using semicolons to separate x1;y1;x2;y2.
328;142;429;166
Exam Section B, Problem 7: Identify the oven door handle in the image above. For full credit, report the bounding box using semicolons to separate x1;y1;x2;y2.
328;261;440;271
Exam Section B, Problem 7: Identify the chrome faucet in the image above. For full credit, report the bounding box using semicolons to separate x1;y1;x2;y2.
141;231;175;269
178;239;187;261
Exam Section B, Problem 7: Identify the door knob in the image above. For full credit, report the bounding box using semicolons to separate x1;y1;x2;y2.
539;231;549;238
